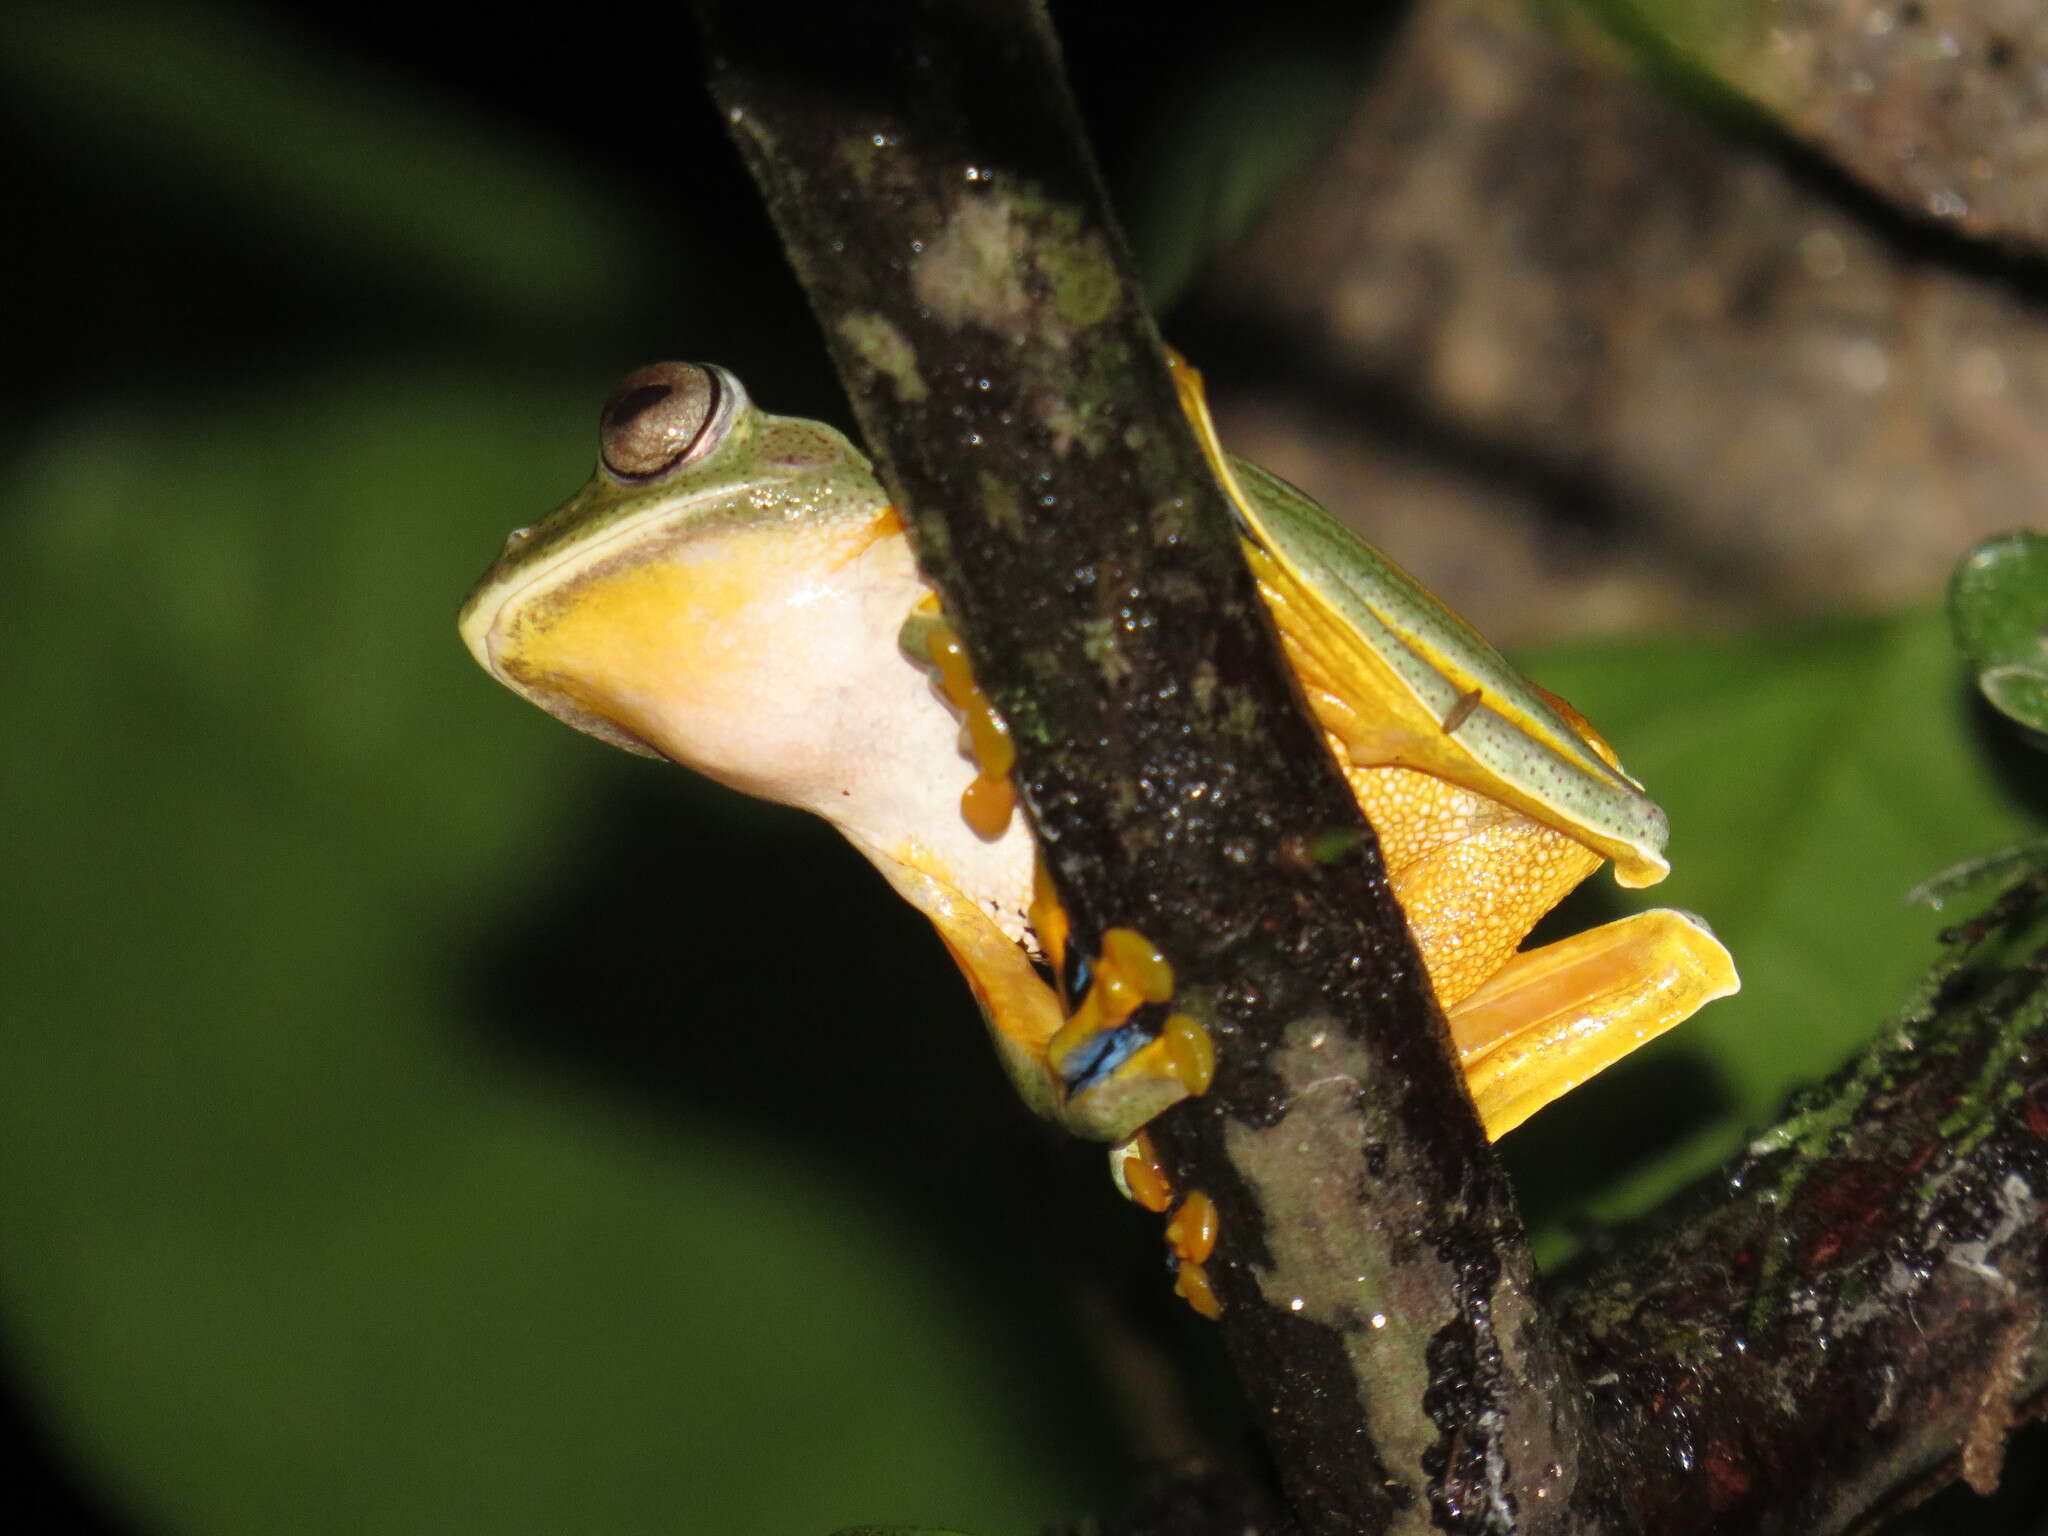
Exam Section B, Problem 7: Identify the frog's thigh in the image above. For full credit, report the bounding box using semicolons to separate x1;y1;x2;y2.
1449;908;1740;1140
1348;763;1603;1010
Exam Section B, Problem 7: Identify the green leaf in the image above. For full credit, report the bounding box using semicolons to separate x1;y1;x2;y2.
1949;530;2048;740
1503;613;2048;1251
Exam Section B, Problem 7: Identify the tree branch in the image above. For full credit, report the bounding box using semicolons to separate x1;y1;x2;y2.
1553;865;2048;1535
691;3;1626;1533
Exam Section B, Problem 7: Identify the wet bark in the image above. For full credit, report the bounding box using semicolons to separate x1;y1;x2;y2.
1552;871;2048;1535
692;3;1629;1533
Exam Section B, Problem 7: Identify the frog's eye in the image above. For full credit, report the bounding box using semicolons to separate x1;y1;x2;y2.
599;362;728;480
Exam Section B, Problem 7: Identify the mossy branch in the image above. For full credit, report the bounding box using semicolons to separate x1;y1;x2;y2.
1551;863;2048;1535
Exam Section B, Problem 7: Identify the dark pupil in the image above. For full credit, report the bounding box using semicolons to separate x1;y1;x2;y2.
606;383;674;433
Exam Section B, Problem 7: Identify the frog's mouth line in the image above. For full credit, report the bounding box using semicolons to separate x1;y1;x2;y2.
457;508;680;681
458;519;707;762
490;649;668;761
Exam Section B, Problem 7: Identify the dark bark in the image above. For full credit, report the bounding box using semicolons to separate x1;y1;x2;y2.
1552;866;2048;1535
691;3;1627;1533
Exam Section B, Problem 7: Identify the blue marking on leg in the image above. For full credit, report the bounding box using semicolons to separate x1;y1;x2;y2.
1062;1022;1147;1094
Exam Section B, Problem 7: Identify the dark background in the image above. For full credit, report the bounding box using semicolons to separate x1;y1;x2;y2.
5;3;2044;1532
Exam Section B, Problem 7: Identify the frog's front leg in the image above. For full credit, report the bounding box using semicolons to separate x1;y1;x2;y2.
848;834;1211;1142
894;606;1216;1145
1041;918;1217;1141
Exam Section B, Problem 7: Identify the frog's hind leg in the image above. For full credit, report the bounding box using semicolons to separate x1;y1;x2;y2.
1449;908;1740;1140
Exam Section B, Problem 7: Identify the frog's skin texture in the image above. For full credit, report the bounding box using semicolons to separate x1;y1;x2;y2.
1166;354;1738;1139
460;359;1738;1150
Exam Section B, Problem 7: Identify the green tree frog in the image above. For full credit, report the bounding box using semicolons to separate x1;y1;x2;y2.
459;357;1737;1158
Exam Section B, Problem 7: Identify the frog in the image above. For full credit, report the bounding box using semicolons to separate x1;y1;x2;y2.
458;356;1738;1156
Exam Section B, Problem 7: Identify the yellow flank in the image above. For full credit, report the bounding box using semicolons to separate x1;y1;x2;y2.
1159;1013;1216;1095
1340;757;1601;1011
1165;348;1669;886
1166;1190;1219;1266
1248;542;1654;885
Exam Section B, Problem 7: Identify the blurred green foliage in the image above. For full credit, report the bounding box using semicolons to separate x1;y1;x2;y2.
3;4;2043;1536
1950;530;2048;743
